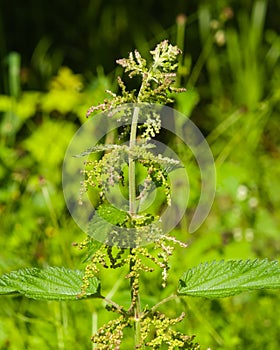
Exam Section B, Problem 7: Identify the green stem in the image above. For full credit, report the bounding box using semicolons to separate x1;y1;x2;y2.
148;294;178;315
129;250;143;349
134;293;142;349
129;106;140;216
101;296;124;314
128;106;144;348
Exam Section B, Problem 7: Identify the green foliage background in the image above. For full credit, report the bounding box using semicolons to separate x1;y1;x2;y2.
0;0;280;349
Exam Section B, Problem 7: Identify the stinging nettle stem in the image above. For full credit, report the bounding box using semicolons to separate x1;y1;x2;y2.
128;106;140;217
128;106;145;348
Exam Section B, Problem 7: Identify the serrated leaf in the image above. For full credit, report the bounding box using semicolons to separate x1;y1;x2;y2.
87;212;112;241
178;259;280;298
87;205;129;243
0;267;100;300
0;278;16;294
98;204;129;226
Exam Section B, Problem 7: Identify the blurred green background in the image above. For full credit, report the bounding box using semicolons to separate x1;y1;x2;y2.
0;0;280;349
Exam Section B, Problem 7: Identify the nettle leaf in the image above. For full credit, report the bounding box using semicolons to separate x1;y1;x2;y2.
87;204;129;242
98;204;129;226
178;259;280;298
0;267;100;300
87;212;112;241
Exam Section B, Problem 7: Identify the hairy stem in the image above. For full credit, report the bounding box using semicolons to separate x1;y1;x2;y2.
128;106;144;348
134;293;142;349
129;250;143;349
129;106;139;216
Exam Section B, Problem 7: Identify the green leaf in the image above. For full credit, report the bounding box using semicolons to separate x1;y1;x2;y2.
0;267;100;300
87;212;112;241
98;204;129;226
87;205;130;244
87;205;129;237
178;259;280;298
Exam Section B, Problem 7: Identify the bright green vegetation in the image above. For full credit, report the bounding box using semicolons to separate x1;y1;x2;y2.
1;1;280;349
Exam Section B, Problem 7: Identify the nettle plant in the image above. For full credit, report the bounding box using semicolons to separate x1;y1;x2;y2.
1;41;280;349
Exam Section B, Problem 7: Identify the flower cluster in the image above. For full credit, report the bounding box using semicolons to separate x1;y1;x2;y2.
86;40;185;116
140;312;200;350
91;315;130;349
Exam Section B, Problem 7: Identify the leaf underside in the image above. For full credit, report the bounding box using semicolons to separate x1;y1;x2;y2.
178;259;280;298
0;267;100;300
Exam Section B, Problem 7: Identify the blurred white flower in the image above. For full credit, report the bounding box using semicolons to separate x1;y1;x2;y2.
233;227;243;241
245;228;254;242
236;185;248;201
249;197;259;208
